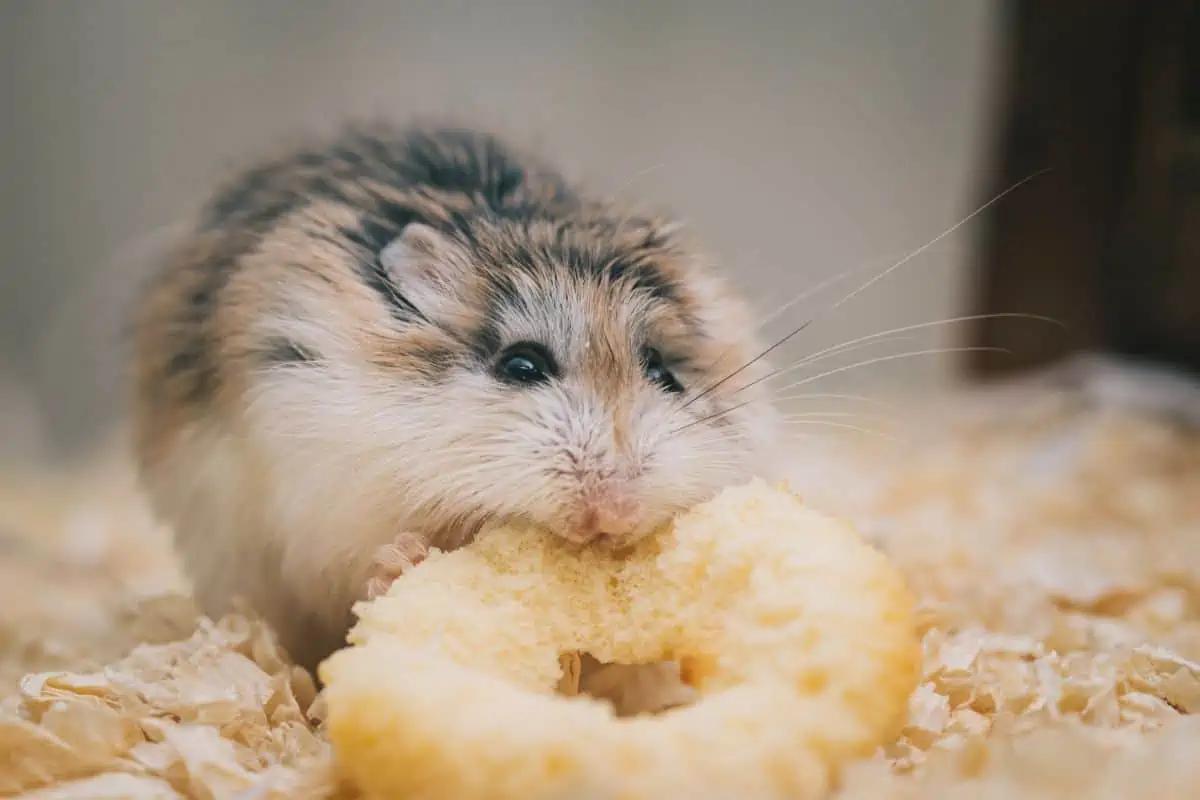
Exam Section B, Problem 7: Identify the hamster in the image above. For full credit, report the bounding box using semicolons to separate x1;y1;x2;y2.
129;123;783;710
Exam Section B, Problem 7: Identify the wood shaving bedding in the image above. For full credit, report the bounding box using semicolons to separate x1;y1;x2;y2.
1;376;1198;798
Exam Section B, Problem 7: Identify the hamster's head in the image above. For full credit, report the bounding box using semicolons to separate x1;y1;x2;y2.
244;206;782;547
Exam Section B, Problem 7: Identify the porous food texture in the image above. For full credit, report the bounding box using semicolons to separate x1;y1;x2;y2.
319;478;923;799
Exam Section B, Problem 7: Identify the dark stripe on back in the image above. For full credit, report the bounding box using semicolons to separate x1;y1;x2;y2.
165;240;249;403
201;126;577;234
160;124;619;404
606;257;679;303
263;338;319;365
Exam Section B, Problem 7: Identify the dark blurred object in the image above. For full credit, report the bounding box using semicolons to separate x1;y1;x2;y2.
970;0;1200;379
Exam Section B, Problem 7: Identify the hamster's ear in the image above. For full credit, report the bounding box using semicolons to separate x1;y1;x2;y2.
379;222;460;279
379;222;470;318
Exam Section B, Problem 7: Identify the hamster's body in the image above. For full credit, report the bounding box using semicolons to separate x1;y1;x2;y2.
130;124;781;703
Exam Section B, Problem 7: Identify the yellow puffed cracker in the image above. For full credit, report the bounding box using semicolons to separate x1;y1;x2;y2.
319;479;921;799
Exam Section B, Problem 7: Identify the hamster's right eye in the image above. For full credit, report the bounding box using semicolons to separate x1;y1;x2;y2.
495;342;558;386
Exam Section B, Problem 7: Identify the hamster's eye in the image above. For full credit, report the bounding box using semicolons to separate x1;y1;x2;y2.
642;347;685;394
495;342;558;386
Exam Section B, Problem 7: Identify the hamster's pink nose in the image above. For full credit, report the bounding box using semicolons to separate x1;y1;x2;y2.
573;491;641;541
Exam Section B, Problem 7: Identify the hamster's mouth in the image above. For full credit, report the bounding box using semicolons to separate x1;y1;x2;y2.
487;502;674;552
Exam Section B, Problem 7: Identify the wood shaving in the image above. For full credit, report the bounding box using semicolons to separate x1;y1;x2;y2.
2;371;1199;797
0;603;340;798
787;382;1200;798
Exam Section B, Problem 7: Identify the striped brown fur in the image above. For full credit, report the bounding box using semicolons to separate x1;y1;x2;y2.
129;123;783;690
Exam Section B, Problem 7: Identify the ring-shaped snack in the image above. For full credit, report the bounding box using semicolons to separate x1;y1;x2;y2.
319;479;921;799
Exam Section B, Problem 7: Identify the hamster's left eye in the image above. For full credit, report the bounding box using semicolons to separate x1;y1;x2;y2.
495;342;558;386
642;347;685;394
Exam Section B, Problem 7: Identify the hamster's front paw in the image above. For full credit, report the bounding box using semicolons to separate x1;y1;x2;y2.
364;532;429;600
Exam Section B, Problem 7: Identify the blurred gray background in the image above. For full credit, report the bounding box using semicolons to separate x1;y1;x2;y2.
0;0;1001;463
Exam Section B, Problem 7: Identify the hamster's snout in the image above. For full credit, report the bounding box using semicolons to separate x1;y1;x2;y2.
567;482;643;544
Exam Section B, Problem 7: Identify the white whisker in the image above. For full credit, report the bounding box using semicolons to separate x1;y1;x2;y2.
780;420;900;442
753;258;883;333
779;409;904;429
779;391;903;413
771;346;1008;396
827;171;1050;313
681;173;1050;413
731;312;1057;400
